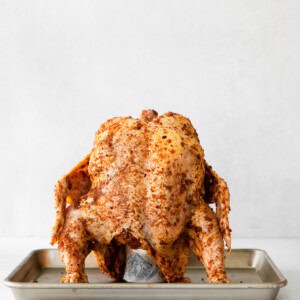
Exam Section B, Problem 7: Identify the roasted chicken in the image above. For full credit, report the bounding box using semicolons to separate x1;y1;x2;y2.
51;109;231;283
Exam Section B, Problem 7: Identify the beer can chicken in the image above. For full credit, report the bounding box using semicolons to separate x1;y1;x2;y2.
51;109;231;284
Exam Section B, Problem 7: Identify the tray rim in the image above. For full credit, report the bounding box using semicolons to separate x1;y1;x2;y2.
4;248;288;290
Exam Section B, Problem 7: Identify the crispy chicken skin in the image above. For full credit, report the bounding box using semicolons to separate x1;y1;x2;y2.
51;109;231;284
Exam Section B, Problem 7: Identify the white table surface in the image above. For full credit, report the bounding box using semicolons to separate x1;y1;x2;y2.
1;238;299;299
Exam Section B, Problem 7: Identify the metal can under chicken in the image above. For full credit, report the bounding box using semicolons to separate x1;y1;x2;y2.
123;247;166;283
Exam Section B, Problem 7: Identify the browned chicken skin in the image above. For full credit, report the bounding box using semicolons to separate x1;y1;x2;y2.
51;109;231;284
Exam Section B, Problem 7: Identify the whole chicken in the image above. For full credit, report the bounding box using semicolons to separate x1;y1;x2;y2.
51;109;231;284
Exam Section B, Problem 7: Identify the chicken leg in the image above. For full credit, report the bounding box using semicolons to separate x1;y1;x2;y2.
189;200;230;283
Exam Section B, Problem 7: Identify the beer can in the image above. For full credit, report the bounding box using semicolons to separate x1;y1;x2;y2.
123;246;166;283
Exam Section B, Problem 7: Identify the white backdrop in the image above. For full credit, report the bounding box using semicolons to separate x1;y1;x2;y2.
0;0;299;240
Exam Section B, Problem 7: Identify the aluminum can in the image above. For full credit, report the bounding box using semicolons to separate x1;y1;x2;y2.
123;247;166;283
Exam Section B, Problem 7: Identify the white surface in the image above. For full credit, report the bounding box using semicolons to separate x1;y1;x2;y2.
1;238;299;299
1;1;300;239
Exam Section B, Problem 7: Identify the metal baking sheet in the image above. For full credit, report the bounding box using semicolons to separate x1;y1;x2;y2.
4;249;287;300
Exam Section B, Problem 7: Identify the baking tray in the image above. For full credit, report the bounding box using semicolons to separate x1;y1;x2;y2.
4;249;287;300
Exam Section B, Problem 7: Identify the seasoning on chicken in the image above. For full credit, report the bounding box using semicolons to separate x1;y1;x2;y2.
51;109;231;284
